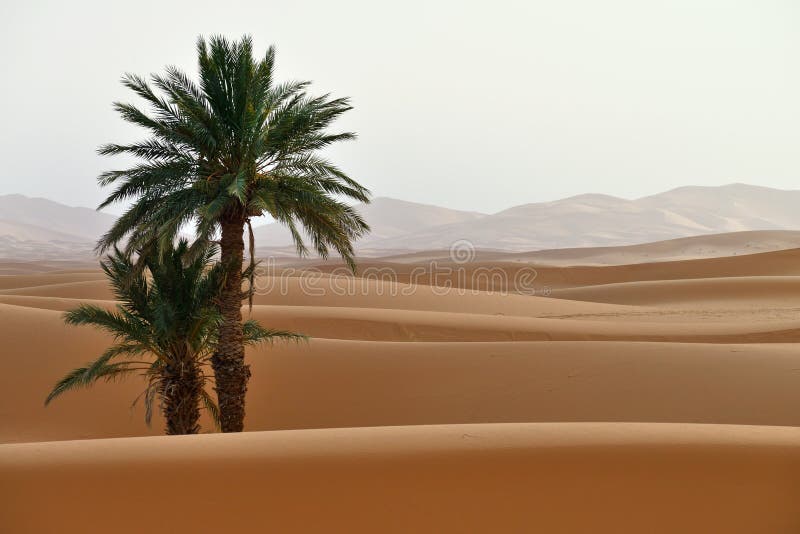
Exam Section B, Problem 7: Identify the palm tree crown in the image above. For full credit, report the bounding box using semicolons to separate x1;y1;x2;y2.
46;240;303;435
97;35;370;265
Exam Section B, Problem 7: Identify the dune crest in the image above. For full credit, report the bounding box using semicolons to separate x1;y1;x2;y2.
2;423;800;533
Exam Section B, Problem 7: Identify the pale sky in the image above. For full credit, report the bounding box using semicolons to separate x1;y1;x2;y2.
1;0;798;214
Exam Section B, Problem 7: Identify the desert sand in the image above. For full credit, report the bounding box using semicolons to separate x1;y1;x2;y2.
2;236;800;532
4;423;800;533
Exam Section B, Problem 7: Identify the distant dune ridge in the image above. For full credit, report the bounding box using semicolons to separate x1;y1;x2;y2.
0;194;116;260
4;184;800;260
0;194;116;241
254;183;800;252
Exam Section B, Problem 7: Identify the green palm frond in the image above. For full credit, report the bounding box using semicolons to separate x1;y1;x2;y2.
45;360;147;406
48;240;303;433
64;305;155;351
96;34;370;267
200;388;221;431
242;320;307;345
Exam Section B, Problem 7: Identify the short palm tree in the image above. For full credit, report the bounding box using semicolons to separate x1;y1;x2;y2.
46;240;303;435
95;35;369;432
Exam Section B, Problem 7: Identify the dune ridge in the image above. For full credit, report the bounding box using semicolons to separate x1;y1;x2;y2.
2;423;800;533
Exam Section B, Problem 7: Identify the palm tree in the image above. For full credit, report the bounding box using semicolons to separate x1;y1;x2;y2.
94;35;370;432
46;240;303;435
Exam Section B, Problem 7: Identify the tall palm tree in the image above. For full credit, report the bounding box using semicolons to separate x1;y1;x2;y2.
46;240;303;435
94;35;370;431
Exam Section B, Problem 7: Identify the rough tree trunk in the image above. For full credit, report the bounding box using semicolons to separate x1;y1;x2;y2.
212;216;249;432
161;361;203;435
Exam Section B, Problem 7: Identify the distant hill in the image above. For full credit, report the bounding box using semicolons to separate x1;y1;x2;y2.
0;195;116;241
352;184;800;252
251;197;486;247
0;195;115;259
4;184;800;260
472;230;800;266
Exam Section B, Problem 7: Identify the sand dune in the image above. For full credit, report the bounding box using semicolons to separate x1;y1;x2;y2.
5;299;800;443
3;242;800;532
279;246;800;295
371;230;800;265
0;272;105;290
2;423;800;533
473;229;800;265
0;279;113;299
0;262;98;275
244;305;800;342
0;274;633;316
550;276;800;306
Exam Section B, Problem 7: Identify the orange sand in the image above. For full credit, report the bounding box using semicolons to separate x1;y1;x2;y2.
2;238;800;532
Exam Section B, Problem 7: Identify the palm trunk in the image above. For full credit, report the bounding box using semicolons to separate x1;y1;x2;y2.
162;361;203;435
212;216;249;432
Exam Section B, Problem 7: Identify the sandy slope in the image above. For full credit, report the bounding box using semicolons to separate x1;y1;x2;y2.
550;276;800;306
0;271;105;290
372;229;800;265
272;246;800;296
5;327;800;443
3;243;800;532
2;423;800;533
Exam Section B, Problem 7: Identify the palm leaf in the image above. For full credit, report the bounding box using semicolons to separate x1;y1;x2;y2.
200;388;221;431
242;320;307;345
45;361;144;405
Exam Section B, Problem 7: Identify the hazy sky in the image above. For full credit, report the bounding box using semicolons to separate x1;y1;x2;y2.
1;0;798;214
